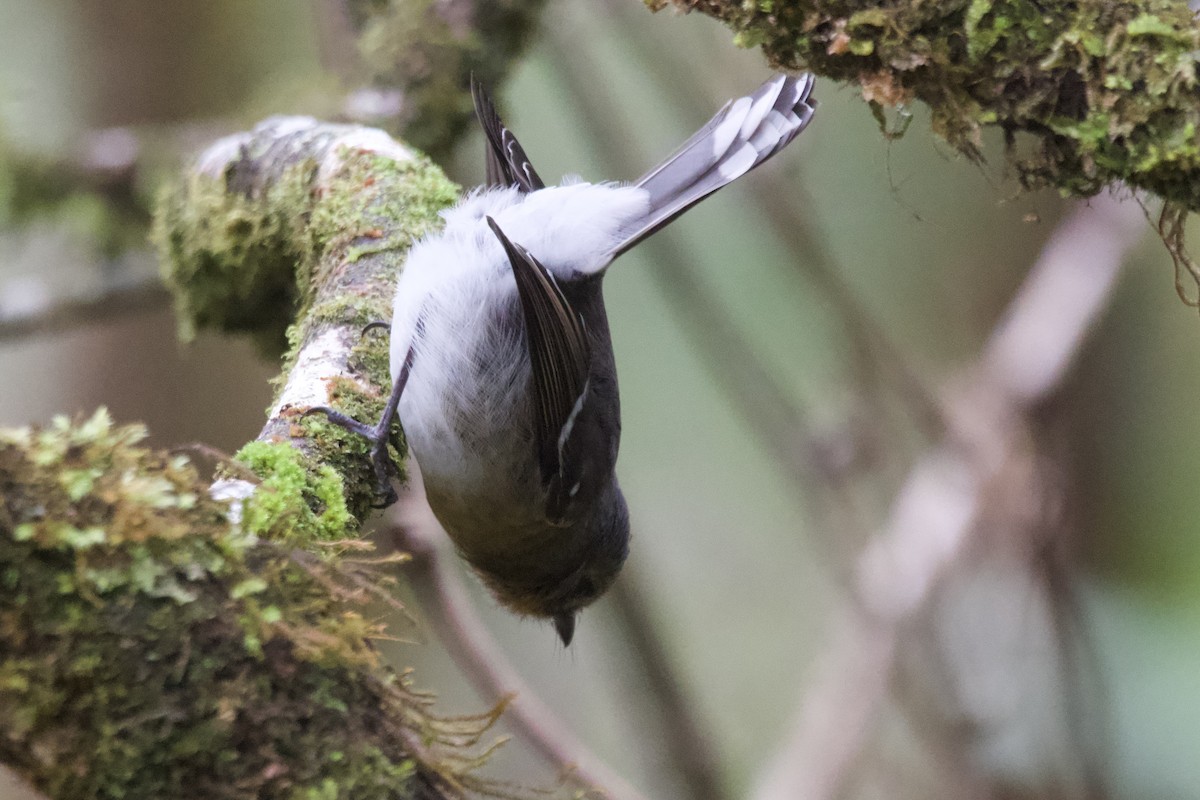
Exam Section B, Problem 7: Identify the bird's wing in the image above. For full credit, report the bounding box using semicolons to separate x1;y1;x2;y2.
472;77;546;193
486;217;589;523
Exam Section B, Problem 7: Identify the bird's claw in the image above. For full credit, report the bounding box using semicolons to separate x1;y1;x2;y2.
304;405;401;507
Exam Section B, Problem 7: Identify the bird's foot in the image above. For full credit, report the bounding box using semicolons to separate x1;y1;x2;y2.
303;406;400;508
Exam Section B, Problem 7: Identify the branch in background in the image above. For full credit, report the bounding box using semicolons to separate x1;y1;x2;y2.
0;122;246;345
386;477;653;800
750;192;1146;800
606;575;727;800
0;274;169;341
0;126;156;261
328;0;548;160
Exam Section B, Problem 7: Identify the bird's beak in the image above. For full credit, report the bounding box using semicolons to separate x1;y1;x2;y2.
553;612;576;646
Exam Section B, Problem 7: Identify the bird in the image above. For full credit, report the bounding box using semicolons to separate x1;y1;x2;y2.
309;73;817;645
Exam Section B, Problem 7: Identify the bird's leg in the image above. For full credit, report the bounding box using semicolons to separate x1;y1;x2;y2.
305;323;413;508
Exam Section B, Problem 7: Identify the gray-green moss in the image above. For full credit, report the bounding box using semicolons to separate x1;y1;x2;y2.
152;134;458;358
652;0;1200;209
151;156;315;353
0;410;503;800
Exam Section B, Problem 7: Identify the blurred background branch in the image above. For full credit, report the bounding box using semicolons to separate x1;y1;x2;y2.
0;274;168;340
753;192;1144;800
325;0;549;160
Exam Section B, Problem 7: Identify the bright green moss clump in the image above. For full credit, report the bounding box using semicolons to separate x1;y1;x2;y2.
233;440;356;546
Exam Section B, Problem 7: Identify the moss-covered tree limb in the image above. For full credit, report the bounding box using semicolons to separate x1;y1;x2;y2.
0;411;506;800
0;121;529;799
153;116;458;521
652;0;1200;211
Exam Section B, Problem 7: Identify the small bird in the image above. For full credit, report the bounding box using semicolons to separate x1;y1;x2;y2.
311;74;817;645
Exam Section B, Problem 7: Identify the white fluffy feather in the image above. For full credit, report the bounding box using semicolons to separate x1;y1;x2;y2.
388;182;648;546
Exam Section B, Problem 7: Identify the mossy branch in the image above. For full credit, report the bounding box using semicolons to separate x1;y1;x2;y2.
153;116;458;520
0;411;504;800
653;0;1200;209
0;120;528;799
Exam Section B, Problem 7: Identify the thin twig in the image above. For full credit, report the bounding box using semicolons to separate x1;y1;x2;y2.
607;573;726;800
750;192;1146;800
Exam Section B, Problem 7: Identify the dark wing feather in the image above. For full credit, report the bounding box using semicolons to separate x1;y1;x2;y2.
472;77;546;193
486;217;589;523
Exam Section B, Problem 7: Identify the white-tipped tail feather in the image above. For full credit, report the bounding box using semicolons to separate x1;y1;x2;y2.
610;73;817;258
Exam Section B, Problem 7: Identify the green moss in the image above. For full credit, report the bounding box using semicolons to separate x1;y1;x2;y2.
292;385;404;521
255;149;457;516
268;148;458;395
649;0;1200;211
0;410;506;800
351;0;548;160
152;158;316;354
1126;12;1175;36
307;151;458;253
151;131;456;360
232;440;356;545
350;327;395;390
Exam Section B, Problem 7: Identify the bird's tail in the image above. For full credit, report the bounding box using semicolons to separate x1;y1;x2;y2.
609;73;816;259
